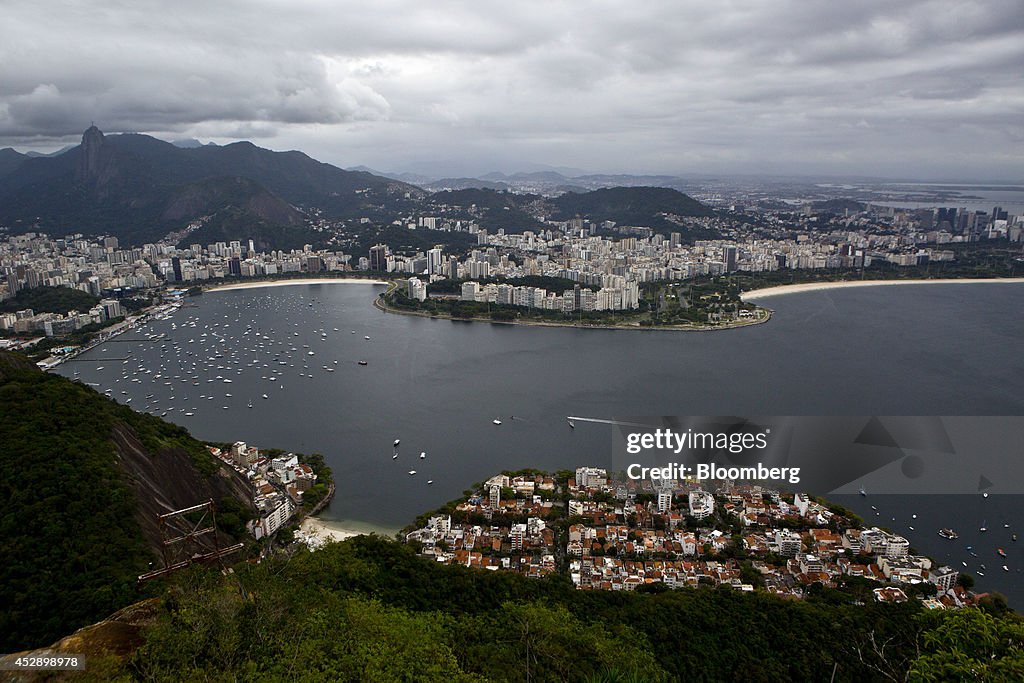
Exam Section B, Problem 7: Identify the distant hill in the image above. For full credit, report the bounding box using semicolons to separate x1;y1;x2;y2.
0;351;253;652
422;185;718;238
810;198;867;213
428;188;548;232
0;126;422;246
0;285;99;314
549;186;715;235
169;138;217;149
0;147;27;178
422;177;512;192
23;145;76;158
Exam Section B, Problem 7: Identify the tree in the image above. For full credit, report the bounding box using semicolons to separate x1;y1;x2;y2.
908;608;1024;681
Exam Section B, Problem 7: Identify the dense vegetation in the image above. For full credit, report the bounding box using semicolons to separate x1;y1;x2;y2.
427;188;549;232
0;284;99;314
347;223;479;257
550;186;716;236
0;353;153;651
180;208;328;253
0;129;422;246
79;535;1022;681
0;352;228;651
423;186;719;239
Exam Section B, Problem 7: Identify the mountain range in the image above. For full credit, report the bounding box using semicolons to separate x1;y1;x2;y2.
0;128;718;248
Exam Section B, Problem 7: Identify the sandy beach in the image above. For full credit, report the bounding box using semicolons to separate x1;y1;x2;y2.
206;277;388;293
297;517;397;549
298;516;364;543
742;277;1024;301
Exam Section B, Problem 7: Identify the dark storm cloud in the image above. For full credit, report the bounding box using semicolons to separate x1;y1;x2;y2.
0;0;1021;178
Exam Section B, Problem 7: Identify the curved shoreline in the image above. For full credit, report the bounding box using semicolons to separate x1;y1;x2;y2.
374;294;772;332
299;516;398;543
742;277;1024;300
205;277;388;293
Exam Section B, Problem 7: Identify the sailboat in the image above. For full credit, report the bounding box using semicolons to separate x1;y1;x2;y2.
980;520;988;532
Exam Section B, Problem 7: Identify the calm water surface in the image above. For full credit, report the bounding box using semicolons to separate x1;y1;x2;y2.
57;281;1024;601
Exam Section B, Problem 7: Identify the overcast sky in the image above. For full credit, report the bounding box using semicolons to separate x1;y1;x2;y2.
1;0;1021;179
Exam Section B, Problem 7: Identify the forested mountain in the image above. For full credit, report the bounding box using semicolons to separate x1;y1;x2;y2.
0;351;252;652
550;185;715;230
0;147;27;178
0;127;421;245
425;185;719;238
1;129;720;249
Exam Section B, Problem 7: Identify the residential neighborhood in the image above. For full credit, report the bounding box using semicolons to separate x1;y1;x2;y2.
406;467;981;609
207;440;321;539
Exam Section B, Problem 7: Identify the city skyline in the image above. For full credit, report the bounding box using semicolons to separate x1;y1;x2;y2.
1;1;1022;180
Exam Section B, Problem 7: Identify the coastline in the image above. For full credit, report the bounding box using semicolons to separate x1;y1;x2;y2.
374;294;772;332
742;277;1024;301
298;516;396;544
205;277;389;293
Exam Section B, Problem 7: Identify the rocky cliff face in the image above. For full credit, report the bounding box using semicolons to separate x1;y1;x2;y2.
77;125;104;179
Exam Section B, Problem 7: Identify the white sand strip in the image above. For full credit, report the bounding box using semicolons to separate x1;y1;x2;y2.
742;278;1024;301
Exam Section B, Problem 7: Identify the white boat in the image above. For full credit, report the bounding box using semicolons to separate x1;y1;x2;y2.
408;470;416;475
420;452;426;459
262;393;269;399
364;336;370;340
493;419;502;425
427;480;433;485
394;439;401;447
247;401;253;408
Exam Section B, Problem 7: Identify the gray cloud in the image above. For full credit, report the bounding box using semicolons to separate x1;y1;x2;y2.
0;0;1021;179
